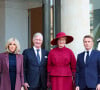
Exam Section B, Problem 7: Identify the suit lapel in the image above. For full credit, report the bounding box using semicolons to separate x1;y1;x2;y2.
81;52;85;65
16;54;20;73
41;49;45;64
5;53;9;71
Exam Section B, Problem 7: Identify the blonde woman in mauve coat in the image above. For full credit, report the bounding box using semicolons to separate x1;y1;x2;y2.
0;38;24;90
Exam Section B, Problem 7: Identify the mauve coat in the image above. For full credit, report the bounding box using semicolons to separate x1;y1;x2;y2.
0;53;24;90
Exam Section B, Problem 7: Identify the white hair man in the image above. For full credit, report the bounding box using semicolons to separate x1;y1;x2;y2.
23;32;48;90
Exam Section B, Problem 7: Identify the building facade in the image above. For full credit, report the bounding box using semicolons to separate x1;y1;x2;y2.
0;0;99;56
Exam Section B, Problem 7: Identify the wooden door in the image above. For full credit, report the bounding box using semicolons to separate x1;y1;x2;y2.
29;7;43;47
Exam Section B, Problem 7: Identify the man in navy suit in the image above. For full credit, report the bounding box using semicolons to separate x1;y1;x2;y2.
23;32;48;90
75;35;100;90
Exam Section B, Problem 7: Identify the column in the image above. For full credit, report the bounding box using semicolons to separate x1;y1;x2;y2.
42;0;51;51
61;0;90;56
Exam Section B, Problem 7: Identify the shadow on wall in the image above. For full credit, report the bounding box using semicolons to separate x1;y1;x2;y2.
93;23;100;49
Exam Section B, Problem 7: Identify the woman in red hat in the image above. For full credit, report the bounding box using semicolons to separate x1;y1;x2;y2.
47;32;76;90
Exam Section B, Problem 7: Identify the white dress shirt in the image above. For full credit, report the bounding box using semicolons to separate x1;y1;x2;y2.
84;49;92;63
97;42;100;51
33;46;42;61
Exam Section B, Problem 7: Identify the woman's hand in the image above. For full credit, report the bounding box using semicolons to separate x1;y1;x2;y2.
24;83;29;90
75;86;79;90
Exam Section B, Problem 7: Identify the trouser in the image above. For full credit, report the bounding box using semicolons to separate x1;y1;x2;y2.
28;76;47;90
28;87;47;90
81;86;95;90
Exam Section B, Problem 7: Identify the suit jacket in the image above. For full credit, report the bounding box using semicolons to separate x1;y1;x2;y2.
75;50;100;89
0;53;24;90
23;48;48;88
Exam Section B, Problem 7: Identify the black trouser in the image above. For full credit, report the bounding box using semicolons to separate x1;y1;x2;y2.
28;76;47;90
28;87;47;90
81;86;95;90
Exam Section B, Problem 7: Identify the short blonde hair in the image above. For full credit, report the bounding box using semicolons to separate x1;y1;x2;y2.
5;37;21;54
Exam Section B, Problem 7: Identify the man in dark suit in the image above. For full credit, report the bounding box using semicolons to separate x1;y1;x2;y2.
75;35;100;90
23;32;48;90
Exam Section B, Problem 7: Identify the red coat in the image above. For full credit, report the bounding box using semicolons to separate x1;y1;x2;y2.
0;53;24;90
47;47;76;76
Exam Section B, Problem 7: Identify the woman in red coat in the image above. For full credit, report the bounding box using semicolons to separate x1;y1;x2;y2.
0;38;24;90
47;32;76;90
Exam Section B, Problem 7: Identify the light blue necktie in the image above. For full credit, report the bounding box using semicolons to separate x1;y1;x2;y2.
37;49;40;64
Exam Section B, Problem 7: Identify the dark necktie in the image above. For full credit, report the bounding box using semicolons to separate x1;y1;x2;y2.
86;51;89;64
37;49;40;64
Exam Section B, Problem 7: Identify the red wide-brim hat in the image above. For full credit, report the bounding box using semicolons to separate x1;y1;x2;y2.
51;32;73;45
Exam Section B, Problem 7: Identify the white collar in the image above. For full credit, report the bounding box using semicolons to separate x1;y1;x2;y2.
85;48;92;55
33;46;41;51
